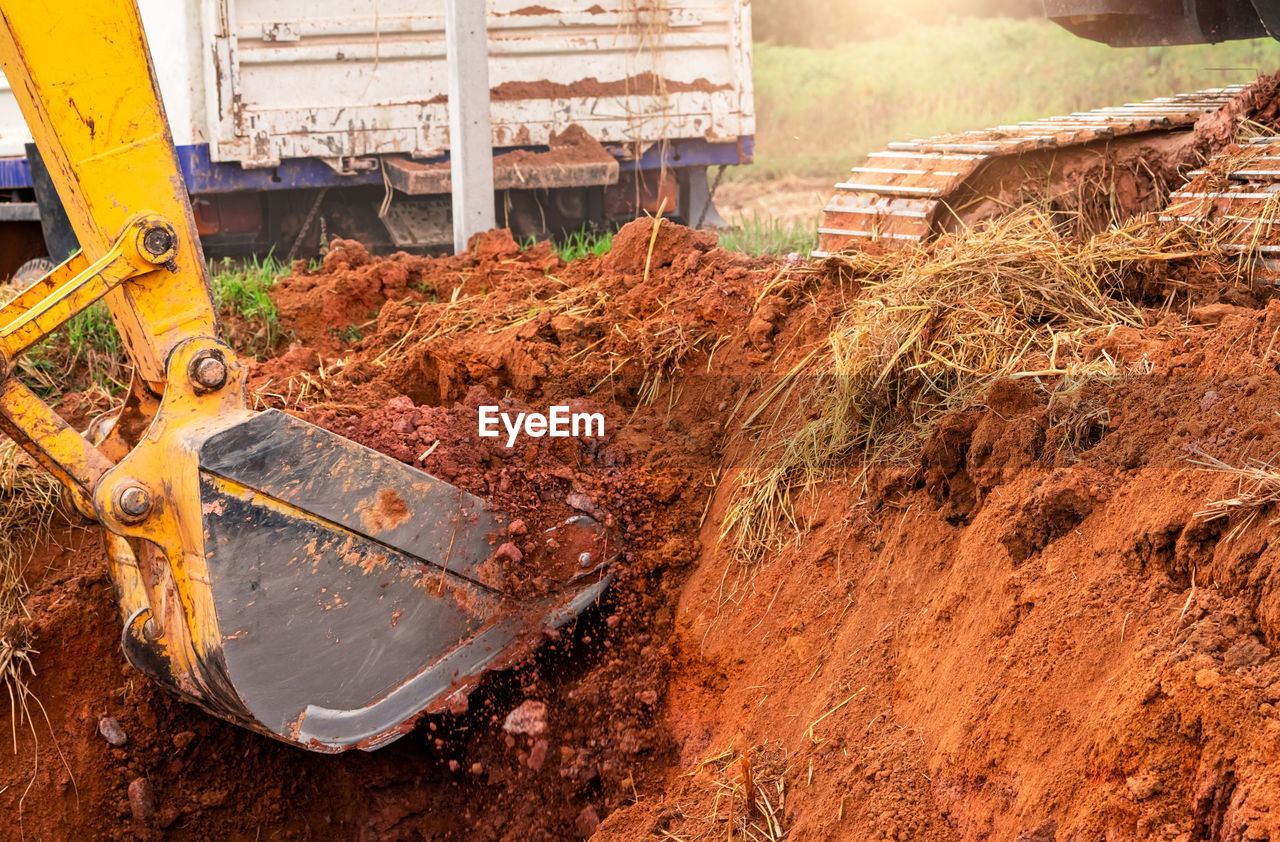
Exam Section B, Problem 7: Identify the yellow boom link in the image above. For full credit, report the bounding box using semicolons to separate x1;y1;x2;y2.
0;0;220;387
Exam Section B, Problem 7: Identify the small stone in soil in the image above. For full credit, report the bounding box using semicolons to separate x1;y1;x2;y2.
576;804;601;837
503;699;548;736
98;716;127;747
565;492;595;513
128;777;155;822
172;730;196;750
158;807;181;829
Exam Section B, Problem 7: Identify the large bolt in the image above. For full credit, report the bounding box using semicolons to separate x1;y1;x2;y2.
192;355;228;390
117;485;152;521
141;226;174;258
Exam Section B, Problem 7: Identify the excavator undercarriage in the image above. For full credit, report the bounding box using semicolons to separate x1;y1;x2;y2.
818;0;1280;263
818;78;1280;271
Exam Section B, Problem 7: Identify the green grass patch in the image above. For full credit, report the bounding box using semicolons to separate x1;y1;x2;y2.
556;227;614;262
717;215;818;257
210;254;286;354
748;17;1280;180
19;303;129;398
8;254;290;399
520;227;616;263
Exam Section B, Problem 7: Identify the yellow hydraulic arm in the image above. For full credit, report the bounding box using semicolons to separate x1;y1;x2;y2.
0;0;612;751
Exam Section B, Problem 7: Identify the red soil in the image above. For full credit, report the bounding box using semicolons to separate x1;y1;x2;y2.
7;216;1280;841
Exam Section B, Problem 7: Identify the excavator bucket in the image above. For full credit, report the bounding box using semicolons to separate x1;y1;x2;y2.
0;0;614;752
123;409;614;752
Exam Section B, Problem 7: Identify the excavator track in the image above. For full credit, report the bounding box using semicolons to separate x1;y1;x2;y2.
1162;135;1280;267
815;85;1249;257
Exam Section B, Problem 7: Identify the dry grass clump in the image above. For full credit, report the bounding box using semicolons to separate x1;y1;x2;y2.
1191;451;1280;541
260;247;736;414
0;441;60;747
656;742;789;841
724;208;1231;564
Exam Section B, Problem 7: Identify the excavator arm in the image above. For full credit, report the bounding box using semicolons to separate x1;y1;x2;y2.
0;0;612;752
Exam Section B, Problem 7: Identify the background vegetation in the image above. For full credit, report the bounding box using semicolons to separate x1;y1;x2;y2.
746;1;1280;180
752;0;1042;47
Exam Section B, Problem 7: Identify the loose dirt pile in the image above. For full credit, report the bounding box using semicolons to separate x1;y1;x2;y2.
7;204;1280;842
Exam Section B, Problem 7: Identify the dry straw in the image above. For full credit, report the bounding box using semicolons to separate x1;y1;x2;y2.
1191;451;1280;541
0;441;60;749
659;742;789;842
724;207;1234;565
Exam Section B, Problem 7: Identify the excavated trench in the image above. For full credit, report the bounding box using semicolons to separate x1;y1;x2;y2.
9;196;1280;841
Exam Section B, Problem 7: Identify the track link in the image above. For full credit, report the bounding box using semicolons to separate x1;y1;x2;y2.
815;86;1248;257
1162;135;1280;265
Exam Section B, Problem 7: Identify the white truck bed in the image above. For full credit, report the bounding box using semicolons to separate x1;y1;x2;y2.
0;0;754;169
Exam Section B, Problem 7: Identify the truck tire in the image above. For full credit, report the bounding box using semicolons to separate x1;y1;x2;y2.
11;256;55;285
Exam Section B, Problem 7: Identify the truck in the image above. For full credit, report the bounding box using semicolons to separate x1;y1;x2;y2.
0;0;755;277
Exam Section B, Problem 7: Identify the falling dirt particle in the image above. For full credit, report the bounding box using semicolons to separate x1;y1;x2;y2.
507;518;528;537
528;739;549;771
128;778;155;822
503;700;548;736
97;716;127;747
576;805;601;837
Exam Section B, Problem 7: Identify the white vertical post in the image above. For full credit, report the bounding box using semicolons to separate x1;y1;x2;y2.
445;0;495;254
